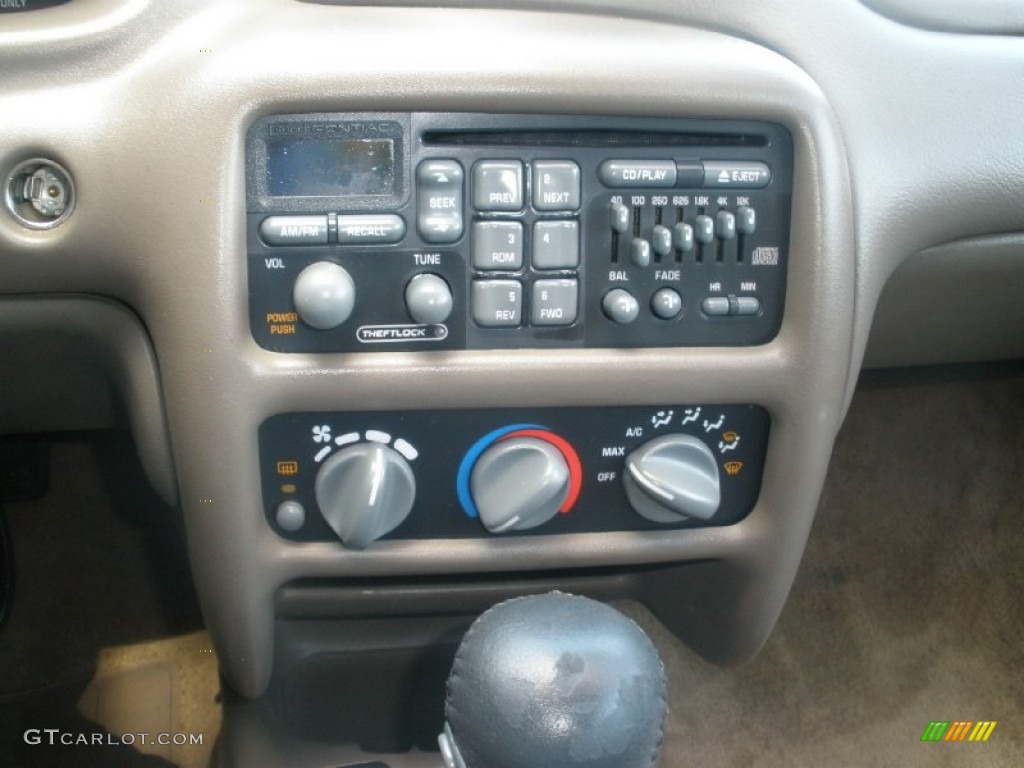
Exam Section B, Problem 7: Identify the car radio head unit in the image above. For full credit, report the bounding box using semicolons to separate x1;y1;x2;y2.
245;113;793;352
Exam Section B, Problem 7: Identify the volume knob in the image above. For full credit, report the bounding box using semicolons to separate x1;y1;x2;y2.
293;261;356;329
623;434;721;523
314;443;415;549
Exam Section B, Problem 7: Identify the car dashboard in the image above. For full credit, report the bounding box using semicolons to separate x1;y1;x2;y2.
1;1;1022;766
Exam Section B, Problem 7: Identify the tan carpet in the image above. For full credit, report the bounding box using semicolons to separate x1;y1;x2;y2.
638;362;1024;767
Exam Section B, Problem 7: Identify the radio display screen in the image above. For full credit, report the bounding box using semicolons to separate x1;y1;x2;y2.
266;137;395;197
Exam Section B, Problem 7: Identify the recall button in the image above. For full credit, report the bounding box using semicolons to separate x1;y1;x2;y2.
597;160;677;188
260;215;329;246
336;214;406;245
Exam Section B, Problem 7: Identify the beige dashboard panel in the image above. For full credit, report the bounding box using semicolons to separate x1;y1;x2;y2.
0;0;854;697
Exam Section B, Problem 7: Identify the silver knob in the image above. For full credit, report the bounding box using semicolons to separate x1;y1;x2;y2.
623;434;721;523
405;273;453;324
602;288;639;324
314;443;415;549
471;437;570;533
293;261;356;329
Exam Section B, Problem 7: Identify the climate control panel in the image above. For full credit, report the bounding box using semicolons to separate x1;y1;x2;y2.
247;113;792;352
259;404;770;548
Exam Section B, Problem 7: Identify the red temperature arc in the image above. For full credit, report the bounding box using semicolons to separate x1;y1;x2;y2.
497;428;583;514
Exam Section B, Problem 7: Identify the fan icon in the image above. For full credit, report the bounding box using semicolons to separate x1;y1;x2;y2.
312;425;332;444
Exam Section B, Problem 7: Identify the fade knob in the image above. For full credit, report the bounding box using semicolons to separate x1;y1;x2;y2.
314;443;415;549
623;433;721;522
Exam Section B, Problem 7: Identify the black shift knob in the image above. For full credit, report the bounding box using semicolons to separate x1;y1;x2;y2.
439;592;668;768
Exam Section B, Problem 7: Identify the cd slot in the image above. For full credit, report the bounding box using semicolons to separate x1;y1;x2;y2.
421;129;767;149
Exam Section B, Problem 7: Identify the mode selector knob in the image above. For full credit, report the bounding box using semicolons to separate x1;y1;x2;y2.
623;434;721;523
314;443;415;549
471;438;570;534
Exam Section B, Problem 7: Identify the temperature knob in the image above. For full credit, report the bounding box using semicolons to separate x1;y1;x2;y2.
458;425;583;534
623;434;721;523
314;443;415;549
471;438;570;533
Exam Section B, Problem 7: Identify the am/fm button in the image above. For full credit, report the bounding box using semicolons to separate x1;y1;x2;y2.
260;215;328;246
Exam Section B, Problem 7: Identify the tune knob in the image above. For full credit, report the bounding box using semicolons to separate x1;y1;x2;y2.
471;437;571;533
314;443;415;549
293;261;356;329
623;434;721;523
405;273;453;324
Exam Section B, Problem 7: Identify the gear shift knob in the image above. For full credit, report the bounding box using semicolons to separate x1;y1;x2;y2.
438;592;668;768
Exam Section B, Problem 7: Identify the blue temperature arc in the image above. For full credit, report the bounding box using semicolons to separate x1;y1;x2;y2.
457;424;546;519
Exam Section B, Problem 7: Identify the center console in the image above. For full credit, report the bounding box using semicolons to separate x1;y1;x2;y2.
128;9;854;766
246;114;791;572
